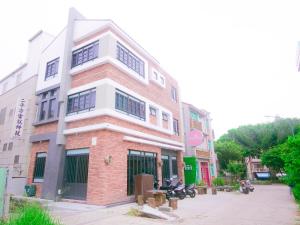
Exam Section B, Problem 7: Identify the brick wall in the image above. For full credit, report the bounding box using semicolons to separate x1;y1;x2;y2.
65;130;183;205
33;122;58;135
27;140;49;197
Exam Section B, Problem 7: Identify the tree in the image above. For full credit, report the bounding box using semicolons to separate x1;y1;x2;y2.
282;133;300;200
261;145;285;176
214;140;243;171
227;161;246;181
218;118;300;157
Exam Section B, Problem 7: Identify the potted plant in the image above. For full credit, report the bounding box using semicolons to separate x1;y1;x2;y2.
196;180;207;195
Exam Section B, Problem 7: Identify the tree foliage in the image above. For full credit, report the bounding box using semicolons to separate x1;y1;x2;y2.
261;145;285;175
227;161;246;180
214;140;243;170
218;118;300;157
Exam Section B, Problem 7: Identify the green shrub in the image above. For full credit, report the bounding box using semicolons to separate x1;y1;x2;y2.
4;203;62;225
212;177;225;186
292;184;300;201
196;180;206;186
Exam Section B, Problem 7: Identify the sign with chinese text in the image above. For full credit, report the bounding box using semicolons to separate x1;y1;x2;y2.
11;98;26;138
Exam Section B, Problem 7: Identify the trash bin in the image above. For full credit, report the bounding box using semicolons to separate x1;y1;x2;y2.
25;184;36;197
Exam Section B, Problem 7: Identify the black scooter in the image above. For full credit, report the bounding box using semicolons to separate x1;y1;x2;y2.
185;184;196;198
160;178;186;200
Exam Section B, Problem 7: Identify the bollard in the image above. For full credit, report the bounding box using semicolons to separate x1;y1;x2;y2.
147;197;156;208
168;198;178;210
212;187;217;195
137;195;144;206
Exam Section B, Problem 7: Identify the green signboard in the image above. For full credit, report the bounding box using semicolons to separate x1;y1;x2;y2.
184;156;199;185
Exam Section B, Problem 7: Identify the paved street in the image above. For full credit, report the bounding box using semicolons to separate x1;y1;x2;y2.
51;184;298;225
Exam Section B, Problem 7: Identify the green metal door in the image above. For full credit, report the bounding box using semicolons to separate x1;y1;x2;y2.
63;149;89;200
0;168;7;217
127;150;157;195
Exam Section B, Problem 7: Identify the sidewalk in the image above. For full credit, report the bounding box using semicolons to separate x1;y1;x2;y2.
51;185;298;225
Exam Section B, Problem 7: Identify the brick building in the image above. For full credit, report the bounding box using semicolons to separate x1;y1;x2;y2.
27;8;185;205
182;102;217;186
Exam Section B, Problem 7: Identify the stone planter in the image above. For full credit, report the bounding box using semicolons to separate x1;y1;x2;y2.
197;186;208;195
211;187;217;195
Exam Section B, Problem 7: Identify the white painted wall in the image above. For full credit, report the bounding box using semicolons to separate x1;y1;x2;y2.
73;20;109;42
36;28;67;92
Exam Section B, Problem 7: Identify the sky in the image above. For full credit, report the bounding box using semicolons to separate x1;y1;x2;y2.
0;0;300;138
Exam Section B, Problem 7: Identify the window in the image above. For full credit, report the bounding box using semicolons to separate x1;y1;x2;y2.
8;142;13;151
160;76;165;85
149;106;157;116
67;88;96;115
153;71;158;80
2;143;7;151
117;42;145;77
37;88;59;123
171;86;177;102
115;89;145;120
45;58;59;80
190;111;200;121
14;155;19;164
173;119;179;136
33;152;47;183
171;156;178;176
72;41;99;68
0;108;6;125
127;150;157;195
162;112;169;121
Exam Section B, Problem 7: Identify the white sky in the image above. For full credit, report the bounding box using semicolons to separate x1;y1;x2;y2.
1;0;300;138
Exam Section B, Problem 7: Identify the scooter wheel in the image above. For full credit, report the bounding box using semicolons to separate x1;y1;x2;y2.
178;193;186;200
189;190;196;198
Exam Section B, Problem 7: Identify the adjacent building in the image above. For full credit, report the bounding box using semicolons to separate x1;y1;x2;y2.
26;8;185;205
245;157;270;180
182;102;217;186
0;31;53;195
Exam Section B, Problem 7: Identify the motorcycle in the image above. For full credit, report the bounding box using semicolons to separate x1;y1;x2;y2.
245;180;254;192
185;184;196;198
239;180;249;194
160;178;186;200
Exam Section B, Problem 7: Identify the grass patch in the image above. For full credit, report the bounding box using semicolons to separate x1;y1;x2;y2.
126;208;141;217
4;202;62;225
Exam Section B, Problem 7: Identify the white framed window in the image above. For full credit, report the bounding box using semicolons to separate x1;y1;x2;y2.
150;68;166;88
149;106;157;116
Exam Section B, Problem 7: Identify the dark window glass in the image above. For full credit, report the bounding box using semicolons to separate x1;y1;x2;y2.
117;42;145;77
171;156;178;176
162;112;169;121
67;88;96;115
48;99;56;119
8;142;13;151
37;88;59;123
39;102;47;121
33;153;47;182
72;41;99;68
127;150;157;195
115;89;145;120
2;143;7;151
14;155;19;164
171;86;177;102
45;58;59;80
173;119;179;136
149;107;156;116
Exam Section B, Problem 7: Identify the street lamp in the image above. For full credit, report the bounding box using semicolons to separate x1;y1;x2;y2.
264;115;295;137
